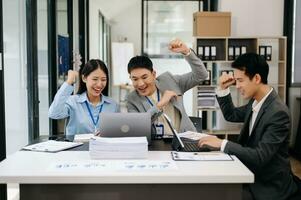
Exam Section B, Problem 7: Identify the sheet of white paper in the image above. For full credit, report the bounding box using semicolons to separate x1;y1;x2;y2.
47;160;178;172
73;133;94;142
171;151;233;161
178;131;211;140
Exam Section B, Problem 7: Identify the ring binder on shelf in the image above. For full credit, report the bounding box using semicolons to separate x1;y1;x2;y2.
228;46;234;60
234;46;240;59
266;46;272;61
204;46;210;60
211;46;217;60
198;46;204;60
241;46;247;55
259;45;266;58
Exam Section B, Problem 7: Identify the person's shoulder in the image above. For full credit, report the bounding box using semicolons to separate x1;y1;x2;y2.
127;90;139;99
157;71;172;79
272;97;289;113
103;96;118;105
71;92;86;104
126;91;145;106
157;71;176;83
266;92;289;116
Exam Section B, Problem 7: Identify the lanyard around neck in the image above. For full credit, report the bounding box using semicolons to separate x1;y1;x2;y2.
85;101;104;131
145;88;160;106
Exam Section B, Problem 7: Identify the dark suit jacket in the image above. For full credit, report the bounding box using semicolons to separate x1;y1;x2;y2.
217;90;297;200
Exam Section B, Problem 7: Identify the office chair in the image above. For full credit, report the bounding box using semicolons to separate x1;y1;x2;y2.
189;116;202;133
49;118;70;141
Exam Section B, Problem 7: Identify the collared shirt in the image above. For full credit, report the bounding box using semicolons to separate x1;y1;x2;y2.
216;86;273;151
249;88;273;135
147;90;181;135
48;82;119;135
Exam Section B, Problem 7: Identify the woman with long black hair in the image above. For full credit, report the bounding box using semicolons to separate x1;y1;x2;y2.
49;59;119;135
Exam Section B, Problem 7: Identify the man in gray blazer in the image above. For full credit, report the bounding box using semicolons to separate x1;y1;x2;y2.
198;53;298;200
126;39;208;139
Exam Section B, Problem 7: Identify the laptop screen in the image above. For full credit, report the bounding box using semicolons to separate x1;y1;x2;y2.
99;113;152;143
162;113;185;149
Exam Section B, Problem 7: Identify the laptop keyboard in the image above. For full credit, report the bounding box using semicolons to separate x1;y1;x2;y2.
180;137;211;152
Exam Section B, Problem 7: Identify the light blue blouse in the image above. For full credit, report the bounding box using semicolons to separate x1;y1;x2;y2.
48;82;119;135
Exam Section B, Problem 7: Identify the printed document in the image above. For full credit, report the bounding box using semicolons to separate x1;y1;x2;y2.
171;151;233;161
178;131;211;140
73;133;95;142
47;160;178;172
22;140;83;153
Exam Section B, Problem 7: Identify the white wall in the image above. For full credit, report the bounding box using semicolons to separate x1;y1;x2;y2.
3;0;28;155
89;0;100;59
219;0;284;36
110;1;141;55
89;0;141;58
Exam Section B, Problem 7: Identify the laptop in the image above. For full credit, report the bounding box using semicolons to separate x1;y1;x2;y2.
99;113;151;144
189;116;202;133
162;113;211;152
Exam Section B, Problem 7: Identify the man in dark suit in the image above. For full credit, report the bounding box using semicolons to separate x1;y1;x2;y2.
198;53;298;200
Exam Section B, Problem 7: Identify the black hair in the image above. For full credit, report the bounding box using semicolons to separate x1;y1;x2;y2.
231;53;269;84
127;55;153;73
77;59;109;96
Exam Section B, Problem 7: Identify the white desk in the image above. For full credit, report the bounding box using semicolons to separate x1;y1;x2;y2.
0;151;254;200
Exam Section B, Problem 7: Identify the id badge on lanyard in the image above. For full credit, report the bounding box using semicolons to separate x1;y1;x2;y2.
85;102;104;133
146;89;165;139
155;123;164;139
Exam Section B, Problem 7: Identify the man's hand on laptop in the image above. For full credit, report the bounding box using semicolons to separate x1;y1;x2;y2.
198;136;222;151
156;90;177;110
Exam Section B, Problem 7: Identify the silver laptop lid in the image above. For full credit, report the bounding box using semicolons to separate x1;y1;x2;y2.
99;113;151;143
162;113;185;148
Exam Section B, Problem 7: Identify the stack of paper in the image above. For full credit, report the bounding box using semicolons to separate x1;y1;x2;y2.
178;131;211;140
196;86;216;108
73;133;95;142
89;137;148;159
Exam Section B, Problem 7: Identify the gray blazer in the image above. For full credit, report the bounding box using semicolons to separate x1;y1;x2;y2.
126;51;208;138
217;90;298;200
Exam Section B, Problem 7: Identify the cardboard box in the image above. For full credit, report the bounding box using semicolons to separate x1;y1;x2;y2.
193;12;231;36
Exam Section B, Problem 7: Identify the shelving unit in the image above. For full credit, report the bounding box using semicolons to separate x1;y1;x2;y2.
193;36;287;139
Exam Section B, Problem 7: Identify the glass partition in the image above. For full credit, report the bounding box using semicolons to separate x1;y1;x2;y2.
37;0;49;135
292;0;301;85
143;0;200;57
98;12;104;60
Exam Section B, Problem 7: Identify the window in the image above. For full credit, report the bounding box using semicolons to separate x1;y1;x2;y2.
292;0;301;85
143;0;201;57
